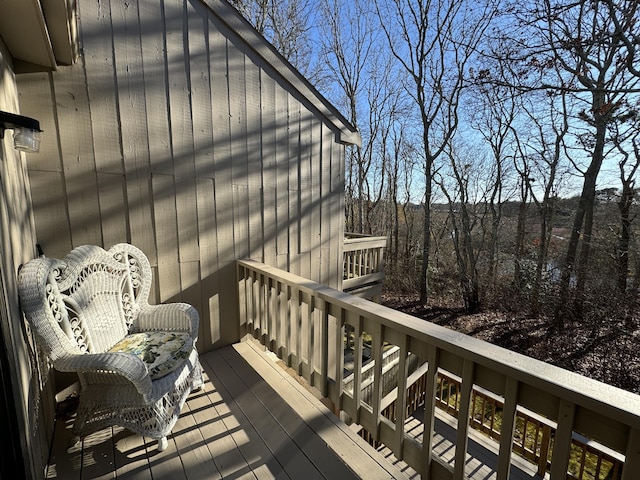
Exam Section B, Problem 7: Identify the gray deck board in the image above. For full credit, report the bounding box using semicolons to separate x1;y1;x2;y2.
373;407;547;480
46;342;410;479
45;341;550;480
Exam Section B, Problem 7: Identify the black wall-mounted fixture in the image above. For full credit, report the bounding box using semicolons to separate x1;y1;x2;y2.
0;111;42;153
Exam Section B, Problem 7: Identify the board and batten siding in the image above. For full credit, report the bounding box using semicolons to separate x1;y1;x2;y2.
16;0;354;351
0;37;52;478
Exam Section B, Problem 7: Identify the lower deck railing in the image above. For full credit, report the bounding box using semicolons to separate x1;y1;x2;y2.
237;259;640;479
366;367;624;479
343;234;386;300
436;370;625;479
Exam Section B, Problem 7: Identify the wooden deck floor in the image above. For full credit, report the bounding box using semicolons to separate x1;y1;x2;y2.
376;408;546;480
46;340;547;480
46;341;412;479
360;407;545;480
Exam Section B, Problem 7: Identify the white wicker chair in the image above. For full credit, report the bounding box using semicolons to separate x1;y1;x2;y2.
18;243;203;451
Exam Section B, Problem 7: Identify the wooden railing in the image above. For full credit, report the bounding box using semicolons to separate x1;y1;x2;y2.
343;234;386;300
343;345;423;411
433;370;625;478
237;259;640;479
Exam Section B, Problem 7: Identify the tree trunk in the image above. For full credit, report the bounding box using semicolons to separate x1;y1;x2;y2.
617;184;633;293
514;194;528;287
532;201;554;315
574;199;594;303
420;188;432;305
462;204;480;313
555;91;607;328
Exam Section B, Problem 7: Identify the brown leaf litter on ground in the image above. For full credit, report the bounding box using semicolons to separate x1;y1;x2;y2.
381;293;640;395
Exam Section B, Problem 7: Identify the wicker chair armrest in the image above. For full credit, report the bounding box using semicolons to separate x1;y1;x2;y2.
136;303;199;337
55;352;152;397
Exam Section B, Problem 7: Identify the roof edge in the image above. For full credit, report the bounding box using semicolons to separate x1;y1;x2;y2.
198;0;361;147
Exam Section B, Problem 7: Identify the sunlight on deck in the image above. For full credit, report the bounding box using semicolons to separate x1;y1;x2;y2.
46;342;411;479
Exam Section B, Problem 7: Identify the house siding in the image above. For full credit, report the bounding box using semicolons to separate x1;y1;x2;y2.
16;0;347;352
0;37;51;479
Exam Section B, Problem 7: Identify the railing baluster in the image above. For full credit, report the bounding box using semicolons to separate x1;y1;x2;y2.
237;265;248;335
471;392;477;427
319;297;328;397
258;273;264;341
264;277;278;346
550;399;576;480
393;334;409;460
353;315;363;424
371;322;384;442
422;346;440;479
285;283;292;364
539;423;552;475
252;270;260;335
293;287;302;374
275;281;283;357
334;307;345;409
577;440;587;479
307;293;315;387
496;377;518;480
489;397;496;435
595;455;603;479
453;359;475;480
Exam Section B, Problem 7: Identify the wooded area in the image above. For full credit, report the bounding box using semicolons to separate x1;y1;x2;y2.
231;0;639;328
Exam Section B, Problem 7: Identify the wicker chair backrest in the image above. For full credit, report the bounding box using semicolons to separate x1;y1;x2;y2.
19;244;153;359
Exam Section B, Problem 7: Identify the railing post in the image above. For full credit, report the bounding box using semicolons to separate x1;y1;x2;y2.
622;428;640;480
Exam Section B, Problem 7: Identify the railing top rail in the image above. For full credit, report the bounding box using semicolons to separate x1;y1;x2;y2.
237;258;640;431
343;236;387;250
345;232;386;238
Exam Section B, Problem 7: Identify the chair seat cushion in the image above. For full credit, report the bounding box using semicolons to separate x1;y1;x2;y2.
108;331;194;380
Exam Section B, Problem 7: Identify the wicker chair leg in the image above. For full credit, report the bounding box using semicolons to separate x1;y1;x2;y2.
158;436;168;451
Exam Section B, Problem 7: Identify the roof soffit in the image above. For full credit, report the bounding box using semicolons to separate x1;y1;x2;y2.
0;0;77;73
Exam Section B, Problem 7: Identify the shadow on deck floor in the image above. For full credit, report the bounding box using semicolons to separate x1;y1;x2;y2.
45;341;411;479
45;340;547;479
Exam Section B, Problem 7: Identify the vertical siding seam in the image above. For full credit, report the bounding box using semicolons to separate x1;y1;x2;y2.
46;72;74;243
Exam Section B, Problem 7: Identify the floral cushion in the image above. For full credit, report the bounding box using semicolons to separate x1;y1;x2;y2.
108;331;193;380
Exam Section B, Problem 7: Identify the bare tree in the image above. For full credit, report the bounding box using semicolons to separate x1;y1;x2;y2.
611;123;640;295
374;0;497;304
436;144;486;312
521;93;571;314
467;71;520;288
382;112;421;287
502;0;640;327
512;147;533;290
319;0;375;233
228;0;315;77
